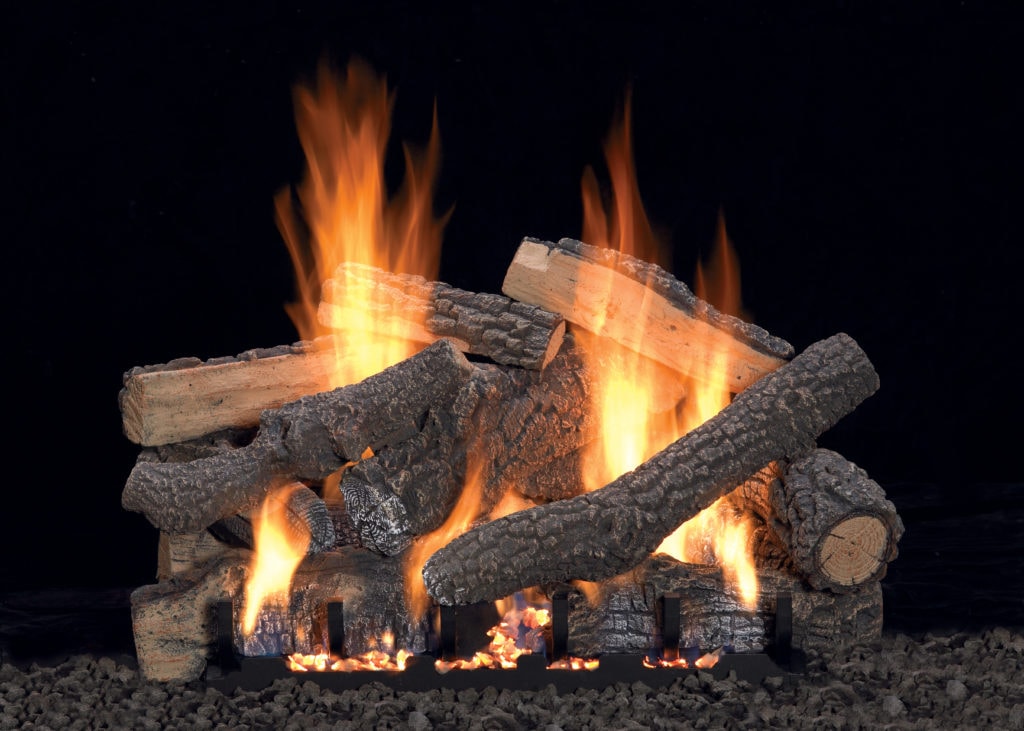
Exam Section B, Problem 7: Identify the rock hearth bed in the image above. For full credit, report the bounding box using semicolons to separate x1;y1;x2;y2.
2;628;1023;729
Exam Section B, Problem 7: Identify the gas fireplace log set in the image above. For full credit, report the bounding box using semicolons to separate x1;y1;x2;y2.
119;236;902;684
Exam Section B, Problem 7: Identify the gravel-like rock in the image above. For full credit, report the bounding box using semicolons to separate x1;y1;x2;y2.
2;628;1023;729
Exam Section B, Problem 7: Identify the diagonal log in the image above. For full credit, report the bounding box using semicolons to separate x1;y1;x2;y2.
122;339;475;533
319;262;566;370
502;237;793;391
422;332;880;605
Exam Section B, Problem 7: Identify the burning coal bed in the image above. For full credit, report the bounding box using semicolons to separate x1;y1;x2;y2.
119;236;902;693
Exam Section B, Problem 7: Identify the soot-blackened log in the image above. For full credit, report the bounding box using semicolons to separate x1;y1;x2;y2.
339;334;596;555
207;483;337;555
423;332;880;605
122;340;474;533
739;449;904;592
319;262;566;370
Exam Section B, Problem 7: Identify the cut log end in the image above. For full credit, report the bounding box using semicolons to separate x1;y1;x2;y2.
818;514;891;587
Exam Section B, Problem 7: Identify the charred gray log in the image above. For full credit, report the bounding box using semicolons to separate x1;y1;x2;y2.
130;546;423;682
739;449;904;592
320;262;566;370
122;340;475;533
340;335;596;554
562;554;883;657
423;332;880;605
207;483;336;555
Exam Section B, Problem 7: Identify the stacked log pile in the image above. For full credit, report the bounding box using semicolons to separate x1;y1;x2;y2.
120;236;902;682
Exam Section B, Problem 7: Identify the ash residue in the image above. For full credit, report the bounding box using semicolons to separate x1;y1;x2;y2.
2;629;1023;730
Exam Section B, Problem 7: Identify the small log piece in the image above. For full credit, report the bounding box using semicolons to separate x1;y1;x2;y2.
120;336;345;447
122;339;474;533
207;483;337;556
502;237;794;392
563;555;883;658
739;449;904;592
320;262;566;370
423;332;880;605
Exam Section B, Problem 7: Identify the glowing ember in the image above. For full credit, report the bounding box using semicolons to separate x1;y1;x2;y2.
642;647;723;669
241;483;311;636
275;57;449;390
577;92;760;608
287;647;413;672
434;599;597;673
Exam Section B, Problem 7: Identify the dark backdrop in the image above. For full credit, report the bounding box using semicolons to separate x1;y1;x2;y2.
4;2;1021;623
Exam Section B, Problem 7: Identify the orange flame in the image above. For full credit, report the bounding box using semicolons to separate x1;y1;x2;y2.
274;57;449;389
241;484;311;636
403;461;489;623
577;93;759;609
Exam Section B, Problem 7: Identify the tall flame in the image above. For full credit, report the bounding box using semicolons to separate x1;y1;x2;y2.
274;57;449;389
577;92;759;608
402;461;489;623
242;484;311;636
244;58;448;633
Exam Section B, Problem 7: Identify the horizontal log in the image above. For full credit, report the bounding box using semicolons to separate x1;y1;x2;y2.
502;237;794;392
122;339;475;533
740;449;904;592
120;336;346;447
319;262;565;370
422;332;880;605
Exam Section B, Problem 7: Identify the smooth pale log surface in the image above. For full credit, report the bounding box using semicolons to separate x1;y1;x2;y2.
122;340;475;533
320;262;565;370
565;555;883;657
741;449;904;593
120;336;347;447
502;237;793;393
423;333;880;605
156;530;230;581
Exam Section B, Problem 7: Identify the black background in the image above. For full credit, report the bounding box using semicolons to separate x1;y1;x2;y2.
4;3;1021;628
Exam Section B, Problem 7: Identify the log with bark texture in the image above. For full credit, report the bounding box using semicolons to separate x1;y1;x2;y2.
339;334;597;555
422;332;880;605
563;555;883;657
120;336;346;447
122;339;475;533
206;483;337;556
738;449;904;592
131;546;423;682
502;237;794;392
319;262;565;370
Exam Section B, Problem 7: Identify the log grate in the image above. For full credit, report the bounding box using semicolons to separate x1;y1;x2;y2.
205;596;803;693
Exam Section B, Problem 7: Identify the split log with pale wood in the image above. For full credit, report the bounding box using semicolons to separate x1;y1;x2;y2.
122;339;475;533
120;265;565;449
501;237;794;391
319;262;566;370
120;336;344;447
421;332;880;606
